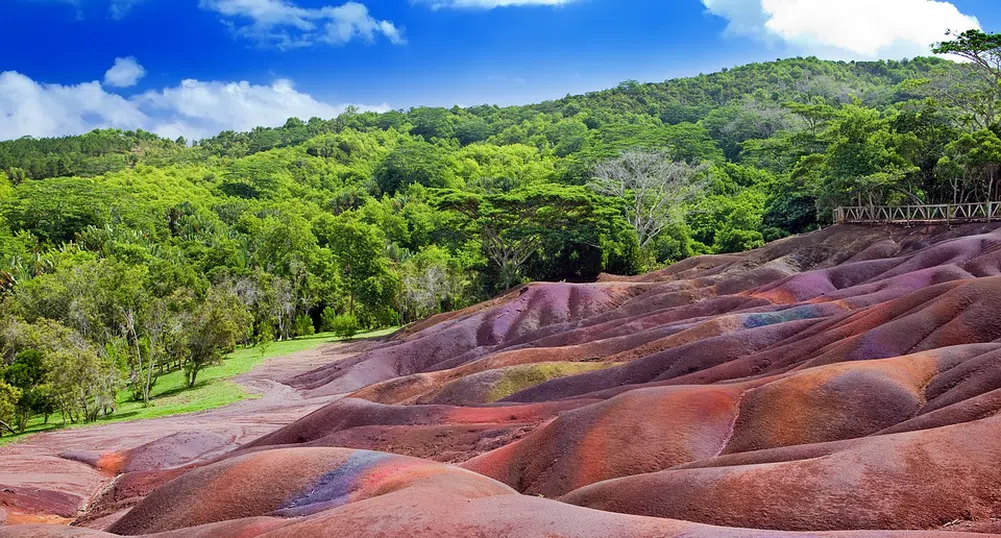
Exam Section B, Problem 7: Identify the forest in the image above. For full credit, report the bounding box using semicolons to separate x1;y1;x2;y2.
1;31;1000;434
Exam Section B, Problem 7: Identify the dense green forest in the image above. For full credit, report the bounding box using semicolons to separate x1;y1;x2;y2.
3;30;1001;433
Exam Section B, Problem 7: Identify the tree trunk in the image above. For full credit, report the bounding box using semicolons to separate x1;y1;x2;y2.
144;334;157;405
0;419;16;436
989;167;996;202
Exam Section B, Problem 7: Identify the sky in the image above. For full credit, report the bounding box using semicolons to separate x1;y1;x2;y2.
2;0;1001;141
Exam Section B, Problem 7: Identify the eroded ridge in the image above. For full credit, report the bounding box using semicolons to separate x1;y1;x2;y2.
7;223;1001;537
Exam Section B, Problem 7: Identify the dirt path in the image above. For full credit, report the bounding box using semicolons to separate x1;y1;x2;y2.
0;340;372;526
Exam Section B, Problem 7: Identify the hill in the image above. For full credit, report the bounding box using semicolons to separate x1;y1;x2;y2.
5;222;1001;536
2;52;1001;442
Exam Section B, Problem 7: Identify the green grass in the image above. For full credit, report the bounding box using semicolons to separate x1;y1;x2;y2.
0;327;397;446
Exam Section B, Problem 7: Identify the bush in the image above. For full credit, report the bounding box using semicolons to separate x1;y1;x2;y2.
714;227;765;253
319;307;338;332
762;226;791;243
650;223;697;265
329;313;360;339
0;381;22;436
254;320;275;357
293;314;315;338
255;320;276;346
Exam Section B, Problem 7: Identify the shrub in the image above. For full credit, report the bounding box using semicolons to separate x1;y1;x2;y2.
293;314;315;338
714;227;765;253
329;313;360;339
319;307;338;332
762;226;791;243
0;381;22;436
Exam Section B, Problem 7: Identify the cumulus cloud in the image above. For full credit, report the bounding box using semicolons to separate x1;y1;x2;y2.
701;0;981;59
103;57;146;88
0;70;389;141
199;0;406;49
136;78;390;140
0;72;146;140
413;0;576;8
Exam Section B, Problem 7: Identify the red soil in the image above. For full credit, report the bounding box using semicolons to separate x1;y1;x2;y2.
6;223;1001;537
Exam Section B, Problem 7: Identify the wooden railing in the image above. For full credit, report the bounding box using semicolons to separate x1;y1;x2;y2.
833;202;1001;225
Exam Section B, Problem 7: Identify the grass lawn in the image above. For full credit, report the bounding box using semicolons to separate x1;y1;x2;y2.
0;327;396;446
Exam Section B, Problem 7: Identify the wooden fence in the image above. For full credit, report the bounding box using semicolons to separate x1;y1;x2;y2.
833;202;1001;225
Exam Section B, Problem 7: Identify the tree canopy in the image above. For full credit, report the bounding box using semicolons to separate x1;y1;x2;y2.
3;48;1001;431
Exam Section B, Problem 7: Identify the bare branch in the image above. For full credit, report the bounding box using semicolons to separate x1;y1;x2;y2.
590;150;707;248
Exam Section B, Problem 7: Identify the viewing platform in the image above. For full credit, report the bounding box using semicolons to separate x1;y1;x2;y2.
834;202;1001;225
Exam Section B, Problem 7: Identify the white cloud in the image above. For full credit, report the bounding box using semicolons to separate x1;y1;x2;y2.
108;0;146;19
21;0;147;20
414;0;575;8
199;0;405;49
136;78;390;139
0;70;389;141
0;72;146;140
701;0;981;59
103;57;146;88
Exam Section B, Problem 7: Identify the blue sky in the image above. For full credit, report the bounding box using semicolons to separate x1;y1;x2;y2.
2;0;1001;140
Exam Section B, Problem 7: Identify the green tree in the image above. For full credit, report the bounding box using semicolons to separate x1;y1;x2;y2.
784;98;837;136
702;101;792;160
2;349;56;431
689;187;767;254
455;117;492;146
817;103;919;209
397;245;471;322
939;129;1001;202
0;381;20;436
321;218;398;325
293;314;315;337
5;318;123;424
375;140;456;194
184;287;253;388
408;107;456;141
45;346;120;423
439;185;639;289
933;30;1001;127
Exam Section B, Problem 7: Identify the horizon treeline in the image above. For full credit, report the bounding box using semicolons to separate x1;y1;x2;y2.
3;35;1001;430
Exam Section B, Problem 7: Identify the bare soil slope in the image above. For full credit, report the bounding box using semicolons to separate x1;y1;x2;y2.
7;224;1001;537
0;342;369;527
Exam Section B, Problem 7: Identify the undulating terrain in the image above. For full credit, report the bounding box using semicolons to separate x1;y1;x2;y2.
6;222;1001;537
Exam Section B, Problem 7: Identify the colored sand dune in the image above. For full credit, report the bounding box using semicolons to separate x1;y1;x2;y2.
8;223;1001;536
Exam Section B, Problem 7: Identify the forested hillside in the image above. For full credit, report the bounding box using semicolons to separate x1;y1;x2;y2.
3;31;1001;433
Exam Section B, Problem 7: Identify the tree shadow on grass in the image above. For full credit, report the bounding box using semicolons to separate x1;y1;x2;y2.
152;380;212;399
104;410;140;421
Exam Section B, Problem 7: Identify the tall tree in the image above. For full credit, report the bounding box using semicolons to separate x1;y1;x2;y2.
183;287;252;388
590;151;708;249
938;129;1001;203
818;104;920;209
375;140;456;194
320;218;397;324
933;30;1001;128
439;185;638;289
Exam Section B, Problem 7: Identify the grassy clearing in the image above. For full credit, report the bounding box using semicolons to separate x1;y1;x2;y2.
0;327;396;445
